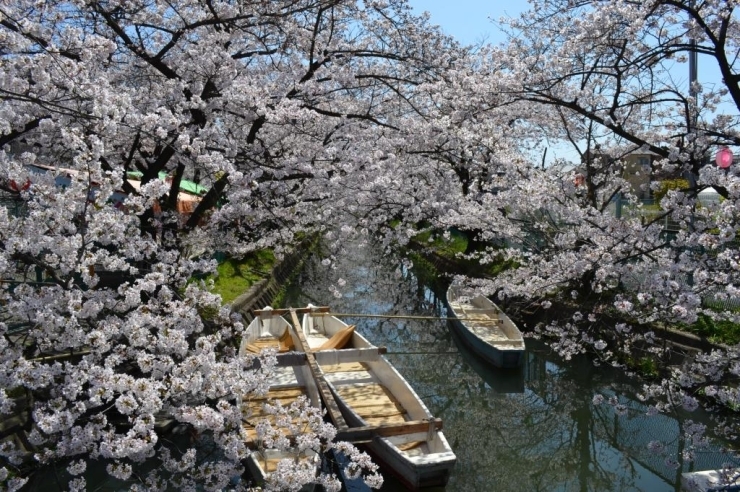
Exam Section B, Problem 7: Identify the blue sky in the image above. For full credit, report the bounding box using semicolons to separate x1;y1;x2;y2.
406;0;531;46
407;0;578;163
407;0;717;90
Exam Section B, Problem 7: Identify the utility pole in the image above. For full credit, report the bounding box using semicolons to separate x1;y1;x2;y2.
689;0;698;127
687;0;700;185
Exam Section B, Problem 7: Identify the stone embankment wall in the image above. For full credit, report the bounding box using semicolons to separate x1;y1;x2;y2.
229;240;315;322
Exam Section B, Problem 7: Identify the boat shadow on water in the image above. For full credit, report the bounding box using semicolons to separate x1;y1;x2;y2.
447;323;525;395
445;286;526;369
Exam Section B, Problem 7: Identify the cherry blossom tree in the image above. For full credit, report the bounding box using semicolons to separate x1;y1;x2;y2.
3;0;739;487
408;0;739;347
417;0;740;472
0;0;465;489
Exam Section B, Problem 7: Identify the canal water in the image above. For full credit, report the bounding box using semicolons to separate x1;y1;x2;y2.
284;241;738;491
23;240;738;491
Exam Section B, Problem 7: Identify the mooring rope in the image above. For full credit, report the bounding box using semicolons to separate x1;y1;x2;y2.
321;312;500;322
384;351;459;355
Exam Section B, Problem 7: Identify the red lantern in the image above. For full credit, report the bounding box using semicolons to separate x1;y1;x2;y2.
716;147;734;169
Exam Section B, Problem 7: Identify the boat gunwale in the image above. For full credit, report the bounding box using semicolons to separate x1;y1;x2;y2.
446;286;525;368
301;311;456;487
241;313;323;490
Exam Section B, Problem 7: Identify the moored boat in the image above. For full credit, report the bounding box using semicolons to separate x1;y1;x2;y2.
301;308;457;490
446;285;525;369
681;468;740;491
240;308;321;491
448;323;525;394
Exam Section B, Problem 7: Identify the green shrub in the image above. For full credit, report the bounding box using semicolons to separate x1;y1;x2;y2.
412;228;468;256
207;250;276;304
685;314;740;345
636;357;659;378
653;179;690;203
484;257;519;276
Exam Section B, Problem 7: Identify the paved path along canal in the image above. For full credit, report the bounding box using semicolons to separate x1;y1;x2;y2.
285;241;737;491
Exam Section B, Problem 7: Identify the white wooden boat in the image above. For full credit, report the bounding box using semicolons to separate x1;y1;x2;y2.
301;308;457;490
682;468;740;491
448;324;525;393
240;308;321;491
446;285;525;369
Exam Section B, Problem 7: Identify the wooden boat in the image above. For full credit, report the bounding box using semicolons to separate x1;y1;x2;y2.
681;468;740;491
448;323;525;394
446;285;525;369
300;308;457;490
239;308;321;491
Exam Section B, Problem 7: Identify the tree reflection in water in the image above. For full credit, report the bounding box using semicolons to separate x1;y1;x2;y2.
284;242;736;491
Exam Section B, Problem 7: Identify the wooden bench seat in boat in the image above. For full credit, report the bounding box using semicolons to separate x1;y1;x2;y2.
245;329;295;354
303;324;356;350
317;325;355;350
321;362;367;373
260;457;281;473
249;386;306;402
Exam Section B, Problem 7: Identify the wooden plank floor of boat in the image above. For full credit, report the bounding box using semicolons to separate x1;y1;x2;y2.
322;362;424;452
242;386;308;444
449;301;510;342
